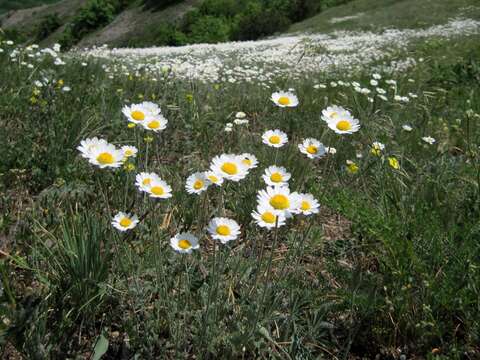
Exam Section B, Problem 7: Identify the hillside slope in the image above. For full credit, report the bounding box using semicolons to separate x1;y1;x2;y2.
0;0;84;29
289;0;480;33
78;0;201;47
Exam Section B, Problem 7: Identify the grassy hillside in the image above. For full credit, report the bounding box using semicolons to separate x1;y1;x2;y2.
290;0;480;33
0;0;60;14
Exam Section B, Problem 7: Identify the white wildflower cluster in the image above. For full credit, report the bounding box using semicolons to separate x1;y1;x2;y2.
81;19;480;83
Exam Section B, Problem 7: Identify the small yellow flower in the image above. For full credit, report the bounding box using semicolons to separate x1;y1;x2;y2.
346;160;359;174
33;89;41;96
214;84;220;90
57;79;64;87
123;163;136;172
30;96;37;104
127;123;136;129
144;135;154;143
388;157;400;170
185;94;193;102
138;94;144;100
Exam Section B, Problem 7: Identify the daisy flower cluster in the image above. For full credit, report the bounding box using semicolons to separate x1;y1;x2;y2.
74;79;422;256
77;137;137;169
122;101;168;131
83;19;480;84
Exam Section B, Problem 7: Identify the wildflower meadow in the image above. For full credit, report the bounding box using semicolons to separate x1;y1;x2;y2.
1;2;480;359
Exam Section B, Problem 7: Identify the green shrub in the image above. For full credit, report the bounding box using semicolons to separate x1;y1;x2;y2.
186;15;231;44
232;2;291;41
35;13;61;41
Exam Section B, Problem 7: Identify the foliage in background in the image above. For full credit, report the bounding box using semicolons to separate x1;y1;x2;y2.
125;0;354;47
35;13;61;42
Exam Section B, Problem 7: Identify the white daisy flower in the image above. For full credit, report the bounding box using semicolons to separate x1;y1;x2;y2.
257;185;300;218
235;111;246;119
210;154;248;182
122;103;151;124
402;124;413;132
321;105;351;122
87;142;124;169
262;166;291;186
170;233;199;254
422;136;436;145
112;212;139;231
293;193;320;216
135;172;161;192
142;114;168;132
77;137;108;159
370;142;385;156
121;145;138;158
204;171;224;186
298;138;326;159
326;114;361;135
325;147;337;155
146;178;172;199
271;91;298;108
207;217;241;244
262;129;288;148
372;73;382;80
251;204;286;229
185;172;211;195
238;153;258;169
140;101;161;115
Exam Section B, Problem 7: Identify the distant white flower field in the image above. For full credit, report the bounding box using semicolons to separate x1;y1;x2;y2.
82;19;480;83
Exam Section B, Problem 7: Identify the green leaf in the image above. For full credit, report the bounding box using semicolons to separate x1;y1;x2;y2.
92;333;109;360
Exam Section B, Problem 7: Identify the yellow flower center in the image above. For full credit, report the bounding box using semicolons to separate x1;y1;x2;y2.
193;180;204;190
278;96;291;106
330;111;338;118
306;145;318;154
151;186;164;195
142;178;152;186
270;172;283;183
336;120;352;131
216;225;231;236
388;157;400;170
371;147;381;156
125;150;133;156
97;152;114;165
208;175;218;183
178;239;191;249
242;158;252;166
301;201;311;211
119;217;132;227
148;120;160;129
269;135;281;144
270;194;290;210
261;212;276;224
131;110;145;121
221;162;238;175
347;163;359;174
